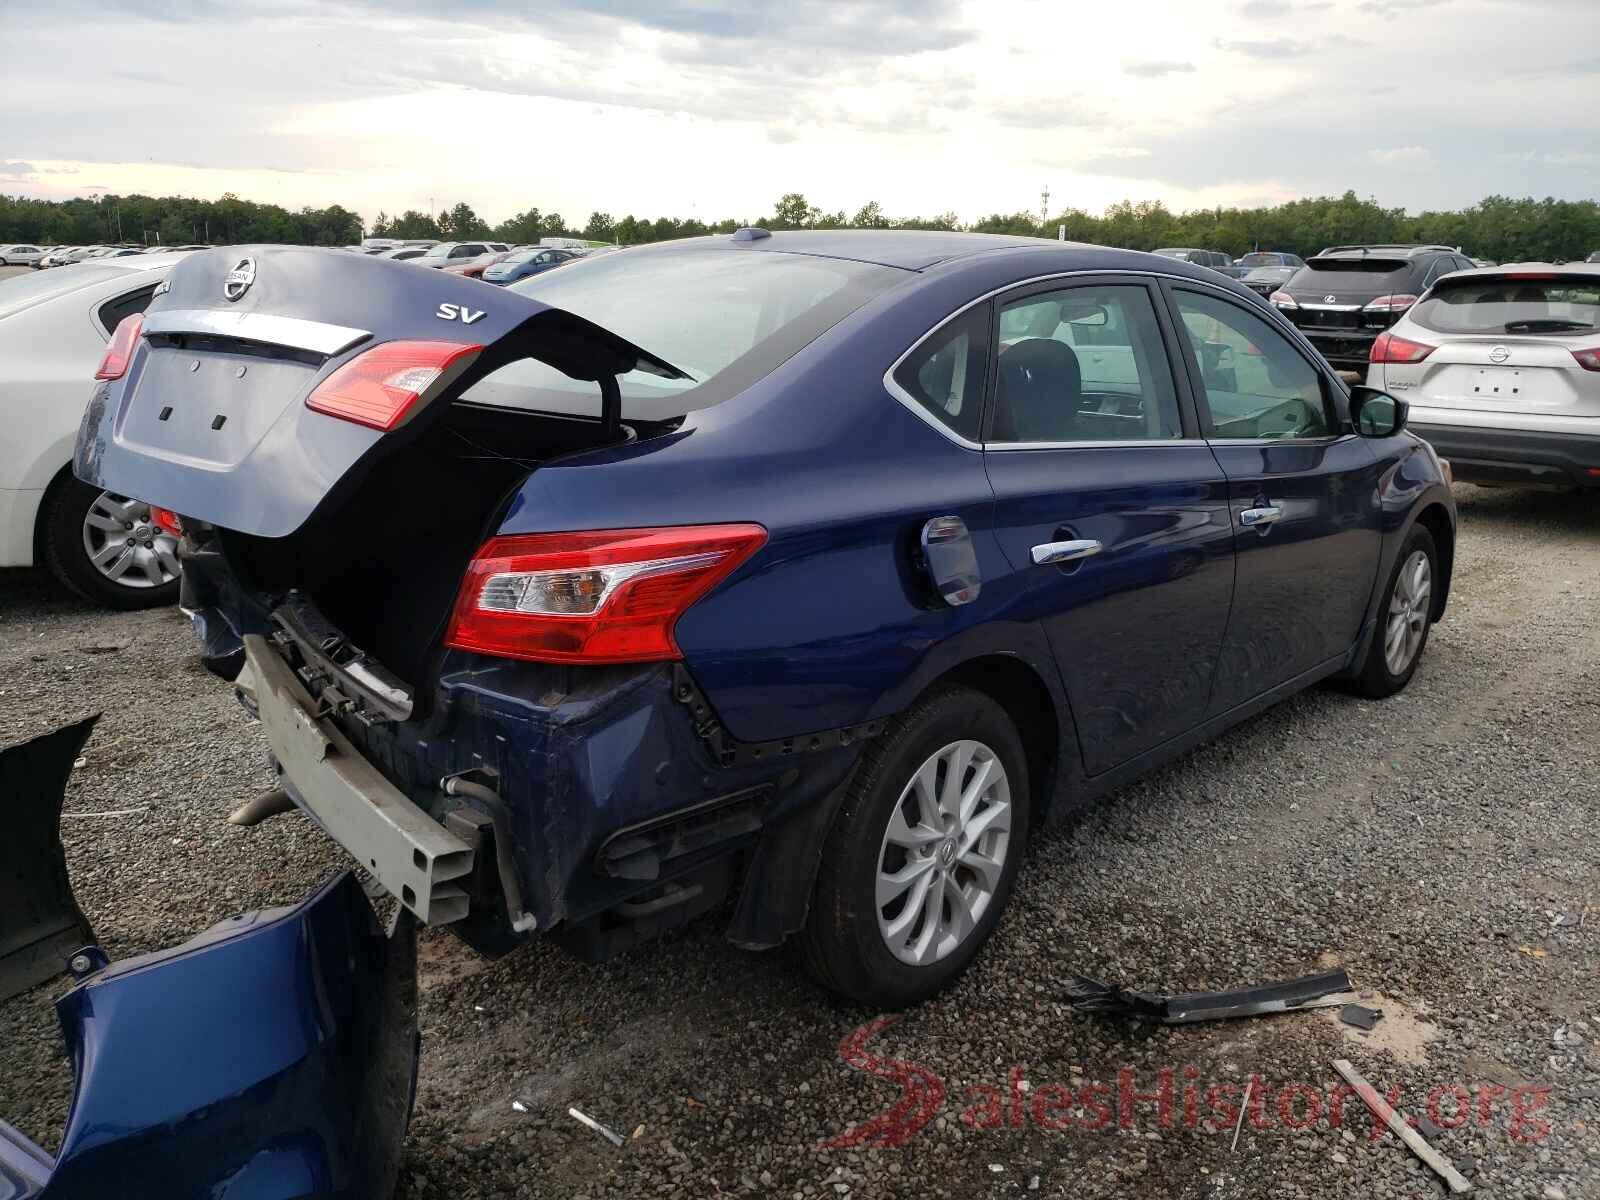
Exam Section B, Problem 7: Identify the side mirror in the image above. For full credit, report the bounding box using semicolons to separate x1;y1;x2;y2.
1350;385;1408;437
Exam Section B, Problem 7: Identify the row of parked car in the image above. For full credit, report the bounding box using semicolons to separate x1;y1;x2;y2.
345;237;603;285
1;243;211;268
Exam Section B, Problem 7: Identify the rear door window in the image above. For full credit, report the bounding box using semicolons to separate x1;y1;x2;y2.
1171;288;1332;439
890;304;990;442
991;283;1182;443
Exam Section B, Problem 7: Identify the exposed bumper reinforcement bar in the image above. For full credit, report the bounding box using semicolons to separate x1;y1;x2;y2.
245;634;474;924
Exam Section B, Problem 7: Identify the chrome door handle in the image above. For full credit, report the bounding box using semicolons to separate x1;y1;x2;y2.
1239;506;1282;527
1030;539;1103;566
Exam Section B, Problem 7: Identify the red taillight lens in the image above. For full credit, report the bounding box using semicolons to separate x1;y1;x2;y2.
1269;291;1297;309
94;313;143;380
1370;330;1435;364
306;340;482;431
445;524;769;664
1573;347;1600;372
1363;294;1419;314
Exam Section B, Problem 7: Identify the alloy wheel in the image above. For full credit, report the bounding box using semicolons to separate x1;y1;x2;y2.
80;491;180;590
1384;548;1431;674
875;739;1012;966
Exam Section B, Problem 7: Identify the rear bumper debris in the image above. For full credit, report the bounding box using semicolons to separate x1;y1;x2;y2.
1066;967;1357;1023
0;717;97;1003
2;870;419;1200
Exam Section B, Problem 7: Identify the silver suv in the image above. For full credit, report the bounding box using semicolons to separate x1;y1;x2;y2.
1366;264;1600;489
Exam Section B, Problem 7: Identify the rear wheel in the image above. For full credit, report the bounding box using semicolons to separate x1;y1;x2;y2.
1348;524;1437;698
42;477;180;609
798;687;1030;1007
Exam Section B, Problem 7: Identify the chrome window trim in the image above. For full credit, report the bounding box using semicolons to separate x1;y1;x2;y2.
1296;302;1363;312
143;308;371;356
882;267;1339;452
986;438;1206;452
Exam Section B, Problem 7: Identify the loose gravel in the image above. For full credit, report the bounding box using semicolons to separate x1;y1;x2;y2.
1;483;1595;1199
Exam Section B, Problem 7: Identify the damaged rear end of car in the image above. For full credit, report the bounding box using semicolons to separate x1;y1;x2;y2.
74;243;898;963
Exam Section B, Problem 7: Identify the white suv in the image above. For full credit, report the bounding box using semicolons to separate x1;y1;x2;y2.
1367;264;1600;490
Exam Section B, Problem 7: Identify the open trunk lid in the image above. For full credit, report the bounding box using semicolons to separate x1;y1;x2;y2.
75;245;684;539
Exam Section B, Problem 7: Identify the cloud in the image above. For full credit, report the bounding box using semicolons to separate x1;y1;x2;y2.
1214;37;1312;57
0;162;39;177
1123;60;1196;77
1369;146;1434;167
1355;0;1445;12
1238;0;1293;13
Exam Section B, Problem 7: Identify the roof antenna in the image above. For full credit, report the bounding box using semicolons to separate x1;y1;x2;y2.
599;372;622;442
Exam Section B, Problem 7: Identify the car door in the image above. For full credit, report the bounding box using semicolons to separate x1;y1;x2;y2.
982;276;1236;775
1161;281;1385;714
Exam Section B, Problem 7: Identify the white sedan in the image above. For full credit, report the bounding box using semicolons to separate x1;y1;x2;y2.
1;256;187;607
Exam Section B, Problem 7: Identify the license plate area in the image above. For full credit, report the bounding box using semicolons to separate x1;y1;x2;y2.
118;347;317;468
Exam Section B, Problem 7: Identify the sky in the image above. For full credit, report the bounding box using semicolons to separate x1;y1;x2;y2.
2;0;1596;229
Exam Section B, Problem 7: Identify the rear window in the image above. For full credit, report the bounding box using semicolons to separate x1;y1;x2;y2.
1410;275;1600;336
469;249;903;421
0;264;132;322
1302;257;1408;275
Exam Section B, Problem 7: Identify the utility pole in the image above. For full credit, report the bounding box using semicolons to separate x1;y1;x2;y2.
1040;185;1050;228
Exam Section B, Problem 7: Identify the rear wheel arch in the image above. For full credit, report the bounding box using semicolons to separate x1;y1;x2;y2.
923;653;1064;829
32;462;76;566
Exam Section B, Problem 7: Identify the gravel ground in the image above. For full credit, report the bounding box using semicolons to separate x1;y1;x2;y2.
1;482;1595;1199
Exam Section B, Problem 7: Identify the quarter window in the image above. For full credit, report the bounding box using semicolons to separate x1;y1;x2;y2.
891;304;990;442
991;284;1181;443
1172;288;1332;439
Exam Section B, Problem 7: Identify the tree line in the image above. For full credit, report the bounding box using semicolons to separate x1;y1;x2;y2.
5;188;1597;263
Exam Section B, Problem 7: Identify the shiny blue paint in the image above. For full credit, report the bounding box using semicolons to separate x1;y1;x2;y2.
9;872;416;1200
1204;436;1384;713
984;444;1236;773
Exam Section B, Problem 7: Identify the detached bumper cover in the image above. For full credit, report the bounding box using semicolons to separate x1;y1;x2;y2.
1;871;418;1200
1408;420;1600;488
0;717;97;1003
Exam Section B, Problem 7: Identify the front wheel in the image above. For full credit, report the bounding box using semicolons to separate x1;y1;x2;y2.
42;477;181;609
798;687;1030;1007
1347;524;1437;698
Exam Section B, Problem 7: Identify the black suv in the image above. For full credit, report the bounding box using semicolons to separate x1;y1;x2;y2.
1270;245;1475;371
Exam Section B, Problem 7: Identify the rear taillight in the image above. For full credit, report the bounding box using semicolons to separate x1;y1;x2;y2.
444;524;768;664
1363;294;1419;315
306;340;482;431
1269;291;1297;309
1573;347;1600;372
1370;331;1436;364
94;313;143;380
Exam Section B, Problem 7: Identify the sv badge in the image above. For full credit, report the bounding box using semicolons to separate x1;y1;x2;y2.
436;303;486;325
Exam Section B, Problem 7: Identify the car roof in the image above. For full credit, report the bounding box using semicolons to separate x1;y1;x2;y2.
1315;244;1456;259
616;231;1265;294
1426;261;1600;282
649;229;1111;271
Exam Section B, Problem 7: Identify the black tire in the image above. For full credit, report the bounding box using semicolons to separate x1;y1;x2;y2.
798;686;1031;1007
1347;523;1438;699
41;476;181;610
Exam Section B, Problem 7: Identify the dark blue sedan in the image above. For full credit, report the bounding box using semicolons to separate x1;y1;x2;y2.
480;245;577;285
77;232;1454;1009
